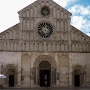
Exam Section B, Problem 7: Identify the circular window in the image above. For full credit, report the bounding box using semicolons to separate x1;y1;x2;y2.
41;6;50;16
38;22;53;38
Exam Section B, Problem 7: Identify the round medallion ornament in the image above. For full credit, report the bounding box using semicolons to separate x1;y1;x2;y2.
41;6;50;16
38;22;53;38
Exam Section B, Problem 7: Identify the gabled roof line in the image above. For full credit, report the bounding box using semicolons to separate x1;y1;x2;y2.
18;0;72;16
71;25;90;38
0;23;19;35
18;1;37;14
52;0;72;15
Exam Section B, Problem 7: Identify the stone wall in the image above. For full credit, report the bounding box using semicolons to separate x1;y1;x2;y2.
0;52;90;87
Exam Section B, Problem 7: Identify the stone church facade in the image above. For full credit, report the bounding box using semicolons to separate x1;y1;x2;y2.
0;0;90;88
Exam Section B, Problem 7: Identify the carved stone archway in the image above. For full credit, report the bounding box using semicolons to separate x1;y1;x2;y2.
32;55;57;87
72;65;86;87
34;55;57;68
3;64;17;87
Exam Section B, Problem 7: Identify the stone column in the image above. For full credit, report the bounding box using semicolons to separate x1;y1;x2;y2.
30;68;34;87
36;68;39;87
51;68;56;87
17;54;21;87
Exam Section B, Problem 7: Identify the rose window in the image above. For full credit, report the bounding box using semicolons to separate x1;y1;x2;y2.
38;22;53;38
41;6;50;16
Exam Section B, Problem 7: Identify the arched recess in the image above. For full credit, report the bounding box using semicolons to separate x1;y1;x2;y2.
59;55;69;87
33;55;57;87
21;54;30;87
72;65;86;87
3;64;17;87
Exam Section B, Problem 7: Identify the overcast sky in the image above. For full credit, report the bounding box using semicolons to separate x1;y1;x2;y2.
0;0;90;36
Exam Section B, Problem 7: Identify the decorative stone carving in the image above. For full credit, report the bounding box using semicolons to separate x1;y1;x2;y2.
38;22;53;38
39;61;51;70
40;6;50;17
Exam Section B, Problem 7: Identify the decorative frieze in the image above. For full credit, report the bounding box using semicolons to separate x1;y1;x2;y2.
0;40;89;52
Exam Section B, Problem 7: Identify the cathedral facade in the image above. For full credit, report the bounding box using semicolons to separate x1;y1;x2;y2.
0;0;90;88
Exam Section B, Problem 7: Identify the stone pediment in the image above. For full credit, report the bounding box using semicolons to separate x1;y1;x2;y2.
18;0;72;19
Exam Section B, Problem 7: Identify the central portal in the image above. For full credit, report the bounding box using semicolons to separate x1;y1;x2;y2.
39;61;51;87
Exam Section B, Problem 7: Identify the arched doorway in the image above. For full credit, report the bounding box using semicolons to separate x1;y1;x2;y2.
8;68;15;87
39;61;51;87
5;68;15;87
33;55;57;87
72;65;85;87
3;64;17;87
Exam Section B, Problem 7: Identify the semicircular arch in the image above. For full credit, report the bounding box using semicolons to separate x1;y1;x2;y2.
34;55;57;68
73;65;85;73
3;64;17;74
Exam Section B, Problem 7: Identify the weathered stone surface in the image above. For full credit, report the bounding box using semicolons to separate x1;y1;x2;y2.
0;0;90;88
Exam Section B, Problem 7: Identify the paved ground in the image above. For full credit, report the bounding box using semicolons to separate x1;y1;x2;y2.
1;87;90;90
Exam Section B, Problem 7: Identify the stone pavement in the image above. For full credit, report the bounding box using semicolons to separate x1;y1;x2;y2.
1;87;90;90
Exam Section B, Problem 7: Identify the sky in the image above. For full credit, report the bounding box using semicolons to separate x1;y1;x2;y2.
0;0;90;36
